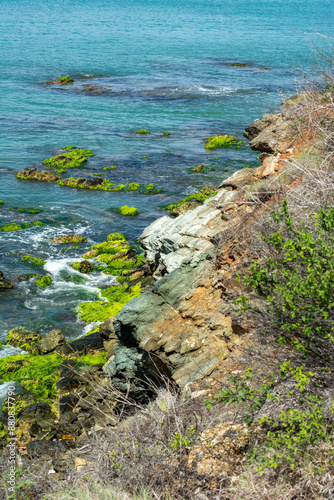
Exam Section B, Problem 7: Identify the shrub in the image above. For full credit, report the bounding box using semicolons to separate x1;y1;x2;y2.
239;201;334;358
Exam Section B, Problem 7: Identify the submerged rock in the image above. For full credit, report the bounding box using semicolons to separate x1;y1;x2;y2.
16;168;60;182
0;270;14;290
51;234;87;244
6;328;42;353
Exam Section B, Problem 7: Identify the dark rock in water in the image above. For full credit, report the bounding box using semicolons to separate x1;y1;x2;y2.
51;234;87;244
84;178;104;188
103;345;171;401
55;332;104;356
5;328;42;353
0;270;14;290
36;329;65;354
17;402;53;422
16;167;60;182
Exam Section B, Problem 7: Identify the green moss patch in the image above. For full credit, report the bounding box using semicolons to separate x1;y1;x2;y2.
135;129;151;134
43;146;94;173
118;206;141;216
77;283;141;324
56;177;162;194
164;186;218;212
0;201;4;205
0;222;30;232
21;255;47;266
36;275;52;289
205;134;237;150
103;166;117;170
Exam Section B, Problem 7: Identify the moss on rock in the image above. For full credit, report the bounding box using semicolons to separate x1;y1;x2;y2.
43;146;94;173
36;275;52;289
51;234;87;244
118;205;141;216
0;222;30;232
165;186;218;213
205;134;237;150
21;255;47;266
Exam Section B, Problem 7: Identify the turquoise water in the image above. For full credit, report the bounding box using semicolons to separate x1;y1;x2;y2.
1;0;333;349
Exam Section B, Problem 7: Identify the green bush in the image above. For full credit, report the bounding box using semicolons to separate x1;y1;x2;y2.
240;201;334;357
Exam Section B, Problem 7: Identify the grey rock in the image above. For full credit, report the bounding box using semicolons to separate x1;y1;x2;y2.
36;329;65;354
17;402;53;422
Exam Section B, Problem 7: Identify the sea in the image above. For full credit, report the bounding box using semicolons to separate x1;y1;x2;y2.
1;0;333;362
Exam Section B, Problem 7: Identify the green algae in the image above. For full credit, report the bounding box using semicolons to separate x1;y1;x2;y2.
118;205;141;216
21;255;47;266
72;261;92;273
103;166;117;170
0;352;64;402
127;182;140;191
107;233;126;242
77;283;141;323
36;275;52;289
58;76;74;83
33;221;45;227
0;201;4;205
192;164;206;173
0;222;30;232
92;241;130;256
135;129;151;134
205;134;237;150
80;352;108;365
165;186;218;212
43;146;94;173
162;132;171;136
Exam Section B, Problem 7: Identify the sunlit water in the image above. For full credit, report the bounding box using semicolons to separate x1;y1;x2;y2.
1;0;333;354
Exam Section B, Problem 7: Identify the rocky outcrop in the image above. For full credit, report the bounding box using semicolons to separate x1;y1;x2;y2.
16;168;60;182
6;328;42;353
36;329;65;354
0;270;14;290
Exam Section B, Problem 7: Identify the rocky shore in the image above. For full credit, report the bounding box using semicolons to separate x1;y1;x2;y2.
0;94;307;484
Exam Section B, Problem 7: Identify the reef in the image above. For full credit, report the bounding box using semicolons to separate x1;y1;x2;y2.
43;147;94;173
117;206;141;216
21;256;47;266
0;270;14;290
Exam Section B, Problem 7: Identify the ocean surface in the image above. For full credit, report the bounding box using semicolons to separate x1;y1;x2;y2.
1;0;334;358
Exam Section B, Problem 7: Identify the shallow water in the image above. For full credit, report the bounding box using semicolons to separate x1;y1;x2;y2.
1;0;334;352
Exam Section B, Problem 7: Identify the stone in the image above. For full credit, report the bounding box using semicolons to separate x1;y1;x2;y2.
0;270;14;290
16;168;60;182
170;200;202;217
17;402;53;422
5;328;42;353
99;316;117;340
55;331;104;356
36;329;65;354
51;234;87;244
103;345;171;401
